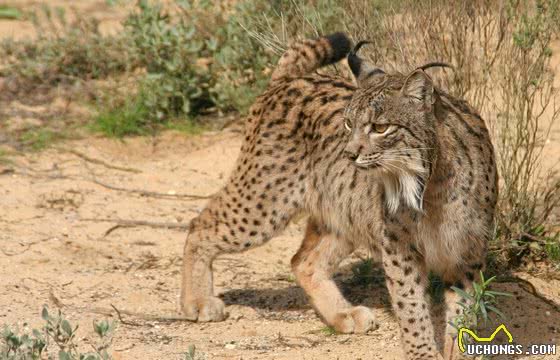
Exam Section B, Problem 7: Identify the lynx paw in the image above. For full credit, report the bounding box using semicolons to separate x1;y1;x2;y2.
182;296;227;322
332;306;378;334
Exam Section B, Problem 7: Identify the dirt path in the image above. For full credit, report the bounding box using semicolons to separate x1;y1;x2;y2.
0;129;559;360
0;1;559;358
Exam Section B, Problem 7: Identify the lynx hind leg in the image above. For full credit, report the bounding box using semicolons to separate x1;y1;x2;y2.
291;219;378;334
180;142;306;321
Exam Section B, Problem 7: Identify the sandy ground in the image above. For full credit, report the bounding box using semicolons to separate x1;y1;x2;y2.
0;129;559;360
0;1;559;359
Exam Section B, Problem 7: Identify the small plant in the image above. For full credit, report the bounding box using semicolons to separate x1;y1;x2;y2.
0;6;22;20
1;326;46;359
0;149;13;166
451;272;512;331
94;94;150;138
319;326;337;336
19;129;61;151
1;306;116;360
183;344;206;360
544;233;560;262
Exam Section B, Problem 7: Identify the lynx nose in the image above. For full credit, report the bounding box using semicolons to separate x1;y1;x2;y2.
344;150;359;161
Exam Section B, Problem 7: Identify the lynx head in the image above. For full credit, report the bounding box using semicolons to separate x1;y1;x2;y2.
343;42;440;214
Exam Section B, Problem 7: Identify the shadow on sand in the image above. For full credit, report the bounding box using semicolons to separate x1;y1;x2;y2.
220;261;560;357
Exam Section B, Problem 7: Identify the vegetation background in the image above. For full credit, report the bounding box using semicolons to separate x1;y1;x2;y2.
0;1;558;359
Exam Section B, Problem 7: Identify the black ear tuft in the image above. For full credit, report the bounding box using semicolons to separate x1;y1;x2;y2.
348;40;371;77
324;32;352;64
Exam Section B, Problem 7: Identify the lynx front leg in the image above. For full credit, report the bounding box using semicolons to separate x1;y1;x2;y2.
181;221;226;322
291;219;378;334
442;266;482;360
442;287;463;360
381;230;443;360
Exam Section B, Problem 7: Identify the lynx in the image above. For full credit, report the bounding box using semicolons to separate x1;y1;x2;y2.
180;33;497;360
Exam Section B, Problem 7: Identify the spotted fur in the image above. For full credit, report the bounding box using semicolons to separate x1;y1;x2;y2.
180;32;497;360
180;32;383;332
343;46;498;359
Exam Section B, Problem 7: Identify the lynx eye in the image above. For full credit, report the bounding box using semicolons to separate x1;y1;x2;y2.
344;118;353;132
372;123;389;133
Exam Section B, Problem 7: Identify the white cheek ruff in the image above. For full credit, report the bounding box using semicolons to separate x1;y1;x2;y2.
400;172;424;212
382;176;400;214
382;170;426;214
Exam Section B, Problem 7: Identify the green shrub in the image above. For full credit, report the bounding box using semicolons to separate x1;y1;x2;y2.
451;273;512;330
0;0;349;133
1;306;116;360
0;6;135;90
94;93;150;137
124;0;215;121
19;129;64;151
122;0;281;119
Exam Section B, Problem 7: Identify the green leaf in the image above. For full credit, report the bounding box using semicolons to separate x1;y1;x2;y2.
473;281;481;294
188;343;196;356
479;301;488;322
483;275;496;287
486;305;506;319
485;290;513;297
61;320;73;336
59;351;72;360
451;286;473;301
41;306;50;321
2;326;13;338
0;6;22;20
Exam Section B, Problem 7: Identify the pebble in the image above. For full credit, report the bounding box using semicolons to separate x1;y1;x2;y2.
230;313;243;321
224;343;236;350
338;336;350;344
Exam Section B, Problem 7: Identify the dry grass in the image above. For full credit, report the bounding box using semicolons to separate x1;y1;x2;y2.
252;0;560;268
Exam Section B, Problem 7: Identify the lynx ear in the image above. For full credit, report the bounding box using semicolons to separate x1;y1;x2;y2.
347;41;385;87
402;70;433;104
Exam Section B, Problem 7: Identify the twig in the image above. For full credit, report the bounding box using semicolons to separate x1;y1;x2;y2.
110;304;142;327
49;290;66;309
14;166;211;201
57;147;142;174
90;305;196;323
90;178;211;200
114;344;135;352
0;237;57;257
80;218;190;235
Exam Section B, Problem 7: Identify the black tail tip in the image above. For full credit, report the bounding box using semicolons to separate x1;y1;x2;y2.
324;32;352;63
